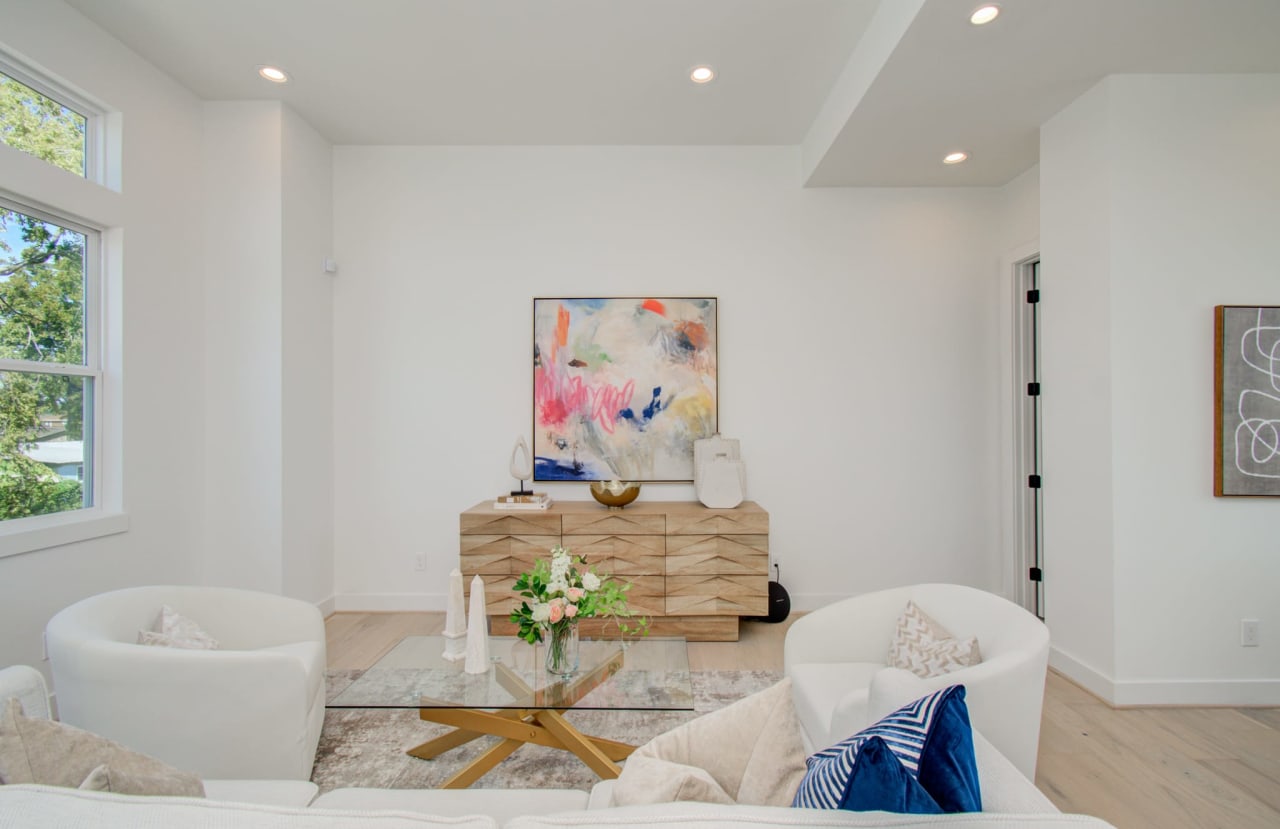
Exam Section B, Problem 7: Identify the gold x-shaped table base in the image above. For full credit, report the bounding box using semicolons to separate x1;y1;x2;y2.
407;649;634;788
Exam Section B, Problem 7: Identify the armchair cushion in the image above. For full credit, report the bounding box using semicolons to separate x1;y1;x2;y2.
788;662;881;754
0;698;204;797
792;685;980;813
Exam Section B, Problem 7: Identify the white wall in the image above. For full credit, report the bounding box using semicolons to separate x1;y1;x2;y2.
992;165;1041;605
201;102;284;592
332;146;1005;611
201;102;335;602
1042;75;1280;704
281;108;335;608
1040;80;1119;697
0;0;206;670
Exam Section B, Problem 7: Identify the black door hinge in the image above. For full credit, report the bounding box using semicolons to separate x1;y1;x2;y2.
1027;382;1041;396
1029;567;1043;582
1027;289;1040;303
1028;474;1042;489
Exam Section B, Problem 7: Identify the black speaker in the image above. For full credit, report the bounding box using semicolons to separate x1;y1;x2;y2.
750;563;791;624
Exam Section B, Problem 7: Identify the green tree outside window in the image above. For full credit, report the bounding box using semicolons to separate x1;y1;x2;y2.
0;73;91;520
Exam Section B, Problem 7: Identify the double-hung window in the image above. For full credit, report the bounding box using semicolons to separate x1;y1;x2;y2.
0;57;120;549
0;200;99;521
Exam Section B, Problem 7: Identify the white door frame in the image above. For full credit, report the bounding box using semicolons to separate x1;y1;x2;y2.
998;241;1042;614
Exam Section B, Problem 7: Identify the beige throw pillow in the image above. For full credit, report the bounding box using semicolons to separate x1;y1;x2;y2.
137;604;219;649
612;678;807;807
889;600;982;678
0;698;204;797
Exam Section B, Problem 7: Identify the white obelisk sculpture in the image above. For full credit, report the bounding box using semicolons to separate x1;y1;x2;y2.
464;574;490;674
442;568;467;661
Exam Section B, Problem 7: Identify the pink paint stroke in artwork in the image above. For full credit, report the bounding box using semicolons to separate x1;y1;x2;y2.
535;363;636;434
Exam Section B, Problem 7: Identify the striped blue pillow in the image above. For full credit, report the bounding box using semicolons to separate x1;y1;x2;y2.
791;684;981;812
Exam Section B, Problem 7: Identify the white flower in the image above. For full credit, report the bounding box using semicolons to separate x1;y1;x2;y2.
581;572;601;591
531;602;551;623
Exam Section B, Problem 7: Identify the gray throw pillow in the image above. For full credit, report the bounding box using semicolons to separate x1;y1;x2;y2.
0;698;204;797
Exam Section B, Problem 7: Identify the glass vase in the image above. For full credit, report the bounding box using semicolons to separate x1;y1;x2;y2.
544;622;580;676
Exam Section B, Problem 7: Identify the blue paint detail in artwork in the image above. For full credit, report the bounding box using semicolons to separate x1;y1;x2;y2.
535;457;593;481
642;387;663;421
619;408;635;422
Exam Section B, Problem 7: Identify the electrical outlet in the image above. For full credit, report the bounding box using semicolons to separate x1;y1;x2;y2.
1241;619;1260;647
414;553;427;572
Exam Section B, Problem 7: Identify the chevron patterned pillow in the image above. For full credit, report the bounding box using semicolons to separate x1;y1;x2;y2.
888;600;981;678
791;685;981;813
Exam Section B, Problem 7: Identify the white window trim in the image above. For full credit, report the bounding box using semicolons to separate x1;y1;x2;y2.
0;47;125;558
0;50;104;185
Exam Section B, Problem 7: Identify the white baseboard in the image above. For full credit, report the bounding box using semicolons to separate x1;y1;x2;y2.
316;595;336;617
1049;646;1116;703
789;592;847;612
1051;646;1280;706
332;593;446;612
1111;678;1280;707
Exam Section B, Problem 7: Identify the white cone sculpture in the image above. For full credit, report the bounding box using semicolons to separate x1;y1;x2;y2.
463;574;490;674
442;568;467;662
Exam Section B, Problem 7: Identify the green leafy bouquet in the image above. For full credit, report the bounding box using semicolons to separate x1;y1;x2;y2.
509;546;648;644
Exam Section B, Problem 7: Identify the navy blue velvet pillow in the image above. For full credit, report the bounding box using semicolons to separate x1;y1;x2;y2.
840;737;944;814
792;684;982;813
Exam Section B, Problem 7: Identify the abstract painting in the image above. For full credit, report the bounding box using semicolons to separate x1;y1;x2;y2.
1215;305;1280;496
533;298;717;482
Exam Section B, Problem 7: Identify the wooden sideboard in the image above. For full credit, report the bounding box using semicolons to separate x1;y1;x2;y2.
459;500;769;641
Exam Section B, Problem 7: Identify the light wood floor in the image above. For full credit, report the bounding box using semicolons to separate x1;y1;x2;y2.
325;612;1280;828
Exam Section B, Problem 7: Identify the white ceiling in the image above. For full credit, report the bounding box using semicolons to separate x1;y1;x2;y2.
63;0;1280;186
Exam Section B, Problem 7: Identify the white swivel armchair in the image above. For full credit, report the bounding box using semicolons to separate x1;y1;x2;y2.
45;585;326;780
784;583;1049;780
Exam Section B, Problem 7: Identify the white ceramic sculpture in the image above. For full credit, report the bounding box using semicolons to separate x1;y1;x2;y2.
442;568;467;662
509;436;532;495
694;435;746;509
464;574;490;674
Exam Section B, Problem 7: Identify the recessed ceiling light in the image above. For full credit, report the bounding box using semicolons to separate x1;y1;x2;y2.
943;151;969;165
257;65;289;83
690;65;715;84
970;5;1000;25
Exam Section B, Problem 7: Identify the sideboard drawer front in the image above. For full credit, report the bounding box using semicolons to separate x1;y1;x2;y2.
665;535;768;575
461;535;560;573
665;509;768;536
665;575;768;616
561;513;666;536
569;535;665;575
461;513;561;536
614;575;666;618
465;575;520;616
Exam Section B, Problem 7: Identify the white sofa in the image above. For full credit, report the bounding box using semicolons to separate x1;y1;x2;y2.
0;665;1114;828
784;584;1050;780
44;585;327;780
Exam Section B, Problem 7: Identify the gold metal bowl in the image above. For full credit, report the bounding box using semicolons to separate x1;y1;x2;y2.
589;481;641;509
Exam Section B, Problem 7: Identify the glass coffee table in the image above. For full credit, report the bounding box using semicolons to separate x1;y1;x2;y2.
328;635;692;788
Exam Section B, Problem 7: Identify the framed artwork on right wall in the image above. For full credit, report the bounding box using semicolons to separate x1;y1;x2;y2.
1214;305;1280;496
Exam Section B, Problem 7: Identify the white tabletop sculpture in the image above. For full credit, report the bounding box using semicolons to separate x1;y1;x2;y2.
463;574;490;674
442;568;467;662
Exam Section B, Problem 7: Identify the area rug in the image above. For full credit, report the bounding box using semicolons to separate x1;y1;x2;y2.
314;669;782;793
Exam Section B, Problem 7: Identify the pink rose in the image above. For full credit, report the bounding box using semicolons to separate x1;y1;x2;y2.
565;603;579;619
548;599;565;624
566;587;584;601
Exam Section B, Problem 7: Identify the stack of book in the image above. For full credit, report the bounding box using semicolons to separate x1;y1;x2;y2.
493;492;553;510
